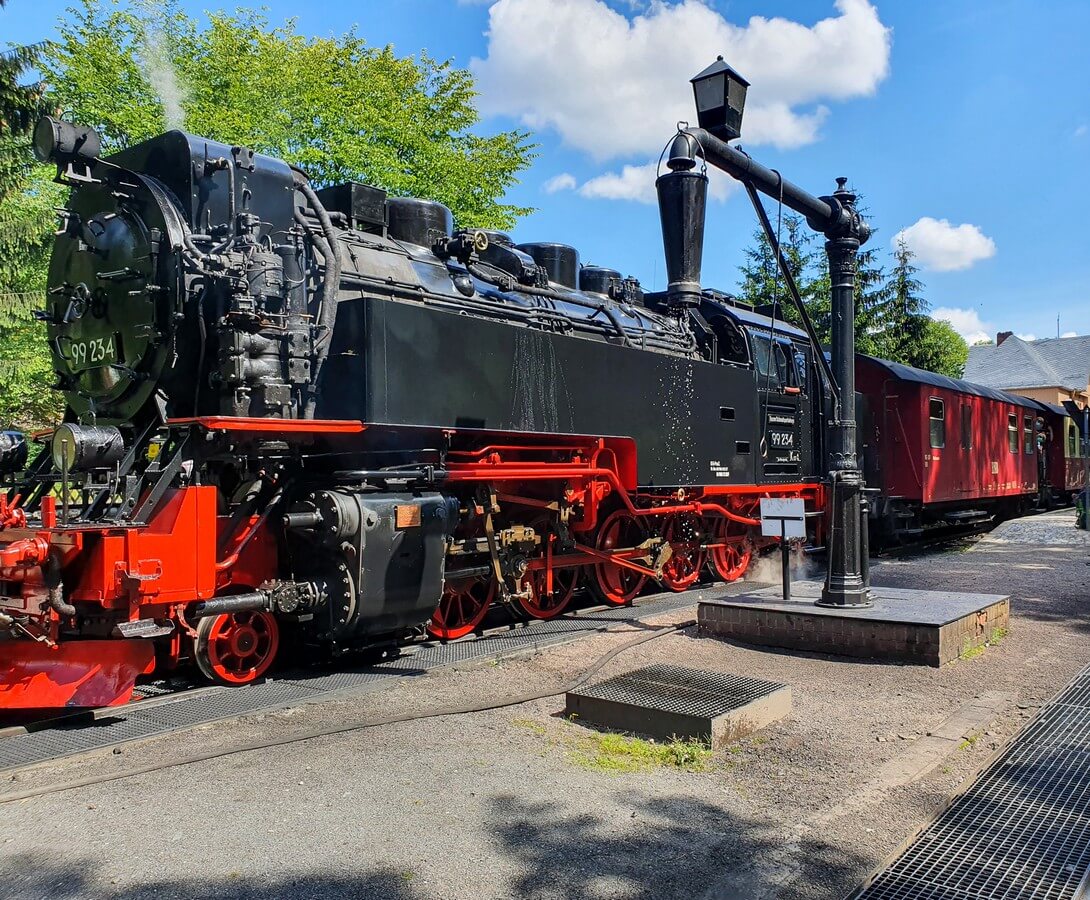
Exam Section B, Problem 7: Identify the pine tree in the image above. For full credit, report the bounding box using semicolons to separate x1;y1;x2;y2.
737;211;823;337
883;236;930;367
736;199;889;353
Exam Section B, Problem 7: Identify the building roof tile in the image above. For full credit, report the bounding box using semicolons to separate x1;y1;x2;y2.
963;334;1090;391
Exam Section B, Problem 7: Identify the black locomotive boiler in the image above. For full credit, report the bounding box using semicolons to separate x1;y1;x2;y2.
0;118;827;709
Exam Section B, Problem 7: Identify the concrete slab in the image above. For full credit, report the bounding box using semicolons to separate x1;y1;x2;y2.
565;663;791;748
698;581;1010;667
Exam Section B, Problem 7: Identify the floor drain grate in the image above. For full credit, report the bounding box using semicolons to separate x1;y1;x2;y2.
566;664;790;746
855;664;1090;900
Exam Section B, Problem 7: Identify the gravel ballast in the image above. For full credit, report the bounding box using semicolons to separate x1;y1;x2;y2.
2;510;1088;899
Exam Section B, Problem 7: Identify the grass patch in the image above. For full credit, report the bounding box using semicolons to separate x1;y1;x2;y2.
960;640;986;660
989;626;1008;645
958;732;981;751
511;717;547;736
571;733;712;774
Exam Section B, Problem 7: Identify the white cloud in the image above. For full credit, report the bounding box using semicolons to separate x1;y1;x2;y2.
931;306;991;345
1075;124;1088;138
471;0;891;160
1016;333;1037;342
893;217;996;272
1062;331;1078;338
579;165;659;203
577;162;738;204
542;172;577;193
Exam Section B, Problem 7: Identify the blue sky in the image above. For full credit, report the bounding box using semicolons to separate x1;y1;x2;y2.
5;0;1089;342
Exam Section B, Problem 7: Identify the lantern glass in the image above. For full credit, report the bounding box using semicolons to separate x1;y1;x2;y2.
694;72;725;115
690;57;749;142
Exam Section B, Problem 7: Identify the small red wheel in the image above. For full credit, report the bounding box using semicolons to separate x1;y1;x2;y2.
590;508;649;606
427;577;495;640
518;562;578;620
660;513;706;592
707;517;752;582
515;517;577;620
195;610;280;686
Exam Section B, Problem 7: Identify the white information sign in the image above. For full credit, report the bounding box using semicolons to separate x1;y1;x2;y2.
759;497;806;539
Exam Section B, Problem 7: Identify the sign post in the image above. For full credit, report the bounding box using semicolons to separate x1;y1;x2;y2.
760;498;806;603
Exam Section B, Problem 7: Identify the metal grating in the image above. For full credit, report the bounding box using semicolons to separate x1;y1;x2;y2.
572;663;785;719
855;666;1090;900
0;591;702;774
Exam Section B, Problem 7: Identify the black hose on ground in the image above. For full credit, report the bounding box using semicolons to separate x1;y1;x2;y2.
0;618;696;804
293;174;342;419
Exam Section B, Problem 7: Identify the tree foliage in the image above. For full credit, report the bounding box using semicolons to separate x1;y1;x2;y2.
736;211;968;378
42;0;536;229
0;2;67;429
0;0;539;429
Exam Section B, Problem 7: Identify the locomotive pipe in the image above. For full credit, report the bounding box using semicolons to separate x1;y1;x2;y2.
656;133;708;310
680;127;836;228
445;565;493;581
294;173;342;418
465;261;634;348
671;89;872;606
190;592;269;618
43;554;77;618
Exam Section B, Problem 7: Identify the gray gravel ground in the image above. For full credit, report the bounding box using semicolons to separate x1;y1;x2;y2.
2;510;1088;900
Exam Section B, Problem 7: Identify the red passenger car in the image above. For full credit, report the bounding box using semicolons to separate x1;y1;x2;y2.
1032;400;1086;504
856;356;1041;544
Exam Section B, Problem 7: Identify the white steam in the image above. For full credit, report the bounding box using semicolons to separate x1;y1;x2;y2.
743;543;820;585
138;20;186;130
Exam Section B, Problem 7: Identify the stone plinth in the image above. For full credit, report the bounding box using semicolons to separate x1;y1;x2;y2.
698;582;1010;667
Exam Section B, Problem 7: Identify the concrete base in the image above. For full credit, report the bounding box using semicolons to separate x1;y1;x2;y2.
565;663;791;748
699;581;1010;667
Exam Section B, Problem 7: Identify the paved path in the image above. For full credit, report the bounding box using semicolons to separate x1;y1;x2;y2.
2;512;1087;900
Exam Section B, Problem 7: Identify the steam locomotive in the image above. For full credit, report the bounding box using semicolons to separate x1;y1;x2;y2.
0;120;827;708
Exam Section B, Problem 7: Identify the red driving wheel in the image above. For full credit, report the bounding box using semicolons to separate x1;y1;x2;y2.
707;516;752;583
195;610;280;686
427;576;495;641
516;517;578;620
659;513;706;592
590;508;649;606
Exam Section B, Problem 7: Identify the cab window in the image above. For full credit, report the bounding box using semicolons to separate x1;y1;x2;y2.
928;398;945;449
750;332;798;391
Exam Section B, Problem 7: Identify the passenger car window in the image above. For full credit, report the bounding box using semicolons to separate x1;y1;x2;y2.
960;404;972;450
1023;415;1034;454
1008;414;1018;453
929;398;945;449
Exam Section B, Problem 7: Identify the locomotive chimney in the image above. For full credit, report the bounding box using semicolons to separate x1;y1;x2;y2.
656;133;708;310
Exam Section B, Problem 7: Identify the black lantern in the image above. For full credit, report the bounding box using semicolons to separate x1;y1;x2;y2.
690;56;749;142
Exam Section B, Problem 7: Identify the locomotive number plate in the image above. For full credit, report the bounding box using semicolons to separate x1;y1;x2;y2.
66;333;120;371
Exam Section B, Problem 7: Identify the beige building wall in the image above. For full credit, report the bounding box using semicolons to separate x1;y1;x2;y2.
1004;386;1089;408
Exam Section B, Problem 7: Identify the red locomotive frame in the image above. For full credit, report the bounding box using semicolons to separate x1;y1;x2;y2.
0;417;824;710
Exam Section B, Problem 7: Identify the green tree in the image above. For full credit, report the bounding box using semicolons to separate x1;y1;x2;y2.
42;0;536;228
882;235;928;362
736;199;890;355
912;317;969;378
0;0;538;429
737;211;822;334
0;2;67;430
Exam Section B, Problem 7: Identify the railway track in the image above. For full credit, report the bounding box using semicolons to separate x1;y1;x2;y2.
0;587;720;776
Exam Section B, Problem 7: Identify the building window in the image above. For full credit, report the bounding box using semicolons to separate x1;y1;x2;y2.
929;398;945;449
1008;414;1018;453
1024;415;1034;454
960;404;972;450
